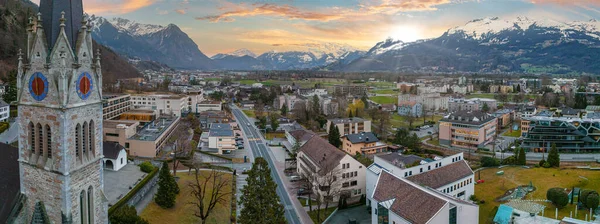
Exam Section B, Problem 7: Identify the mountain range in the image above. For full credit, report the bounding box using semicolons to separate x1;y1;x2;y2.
339;16;600;74
90;16;215;70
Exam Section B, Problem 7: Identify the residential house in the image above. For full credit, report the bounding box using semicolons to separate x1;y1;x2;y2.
208;123;236;154
492;109;515;129
199;111;230;129
342;132;388;155
326;117;372;136
297;136;366;202
556;107;581;118
448;98;497;112
196;101;222;112
287;129;316;148
397;101;423;117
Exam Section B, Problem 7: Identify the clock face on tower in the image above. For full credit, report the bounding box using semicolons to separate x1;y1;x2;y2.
28;72;48;101
76;72;93;100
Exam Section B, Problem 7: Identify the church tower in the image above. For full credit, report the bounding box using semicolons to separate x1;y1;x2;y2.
15;0;107;222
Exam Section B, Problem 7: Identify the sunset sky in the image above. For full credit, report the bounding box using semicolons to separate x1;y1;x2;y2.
32;0;600;56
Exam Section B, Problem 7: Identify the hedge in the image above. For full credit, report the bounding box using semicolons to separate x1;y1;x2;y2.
0;122;9;134
139;161;154;173
546;188;568;208
108;167;159;216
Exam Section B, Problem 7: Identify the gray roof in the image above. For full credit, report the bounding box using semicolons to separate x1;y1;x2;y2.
103;141;125;160
345;132;378;144
440;110;496;126
0;143;20;221
210;123;231;130
378;153;424;169
209;123;233;137
328;117;366;124
298;136;345;175
0;100;8;108
407;160;474;189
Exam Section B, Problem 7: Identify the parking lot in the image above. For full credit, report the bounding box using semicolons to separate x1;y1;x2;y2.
410;126;436;138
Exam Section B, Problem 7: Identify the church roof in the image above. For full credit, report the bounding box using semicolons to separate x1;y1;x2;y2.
39;0;84;50
0;143;20;222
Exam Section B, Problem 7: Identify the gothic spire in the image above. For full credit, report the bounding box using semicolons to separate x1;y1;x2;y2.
38;0;83;51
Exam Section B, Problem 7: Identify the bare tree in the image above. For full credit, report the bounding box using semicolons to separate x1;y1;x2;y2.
317;164;342;223
172;123;192;176
405;115;416;128
188;168;232;224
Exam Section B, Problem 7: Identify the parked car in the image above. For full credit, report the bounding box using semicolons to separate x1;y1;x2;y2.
297;188;312;196
290;176;302;182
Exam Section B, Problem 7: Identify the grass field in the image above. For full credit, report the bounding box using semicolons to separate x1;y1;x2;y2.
370;89;399;94
502;130;522;138
308;207;337;224
140;171;232;224
366;81;396;88
266;132;286;140
475;167;600;224
390;114;443;129
466;93;539;101
242;110;256;118
369;96;397;104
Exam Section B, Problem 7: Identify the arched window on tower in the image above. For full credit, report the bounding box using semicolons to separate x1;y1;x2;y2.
89;120;95;157
82;122;88;158
80;190;87;224
37;124;43;156
46;125;51;159
87;186;94;224
76;124;81;160
29;122;35;155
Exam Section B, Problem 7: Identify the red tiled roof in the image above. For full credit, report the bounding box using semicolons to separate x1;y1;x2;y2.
407;160;473;189
373;171;447;224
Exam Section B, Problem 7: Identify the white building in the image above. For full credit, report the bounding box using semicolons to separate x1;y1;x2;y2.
252;83;264;88
399;93;449;111
297;135;366;202
196;101;222;112
326;117;372;136
131;92;204;116
103;142;128;171
207;123;236;154
370;170;478;224
0;100;9;122
366;152;475;209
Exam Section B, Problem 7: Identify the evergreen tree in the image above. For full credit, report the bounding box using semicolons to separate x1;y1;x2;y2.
239;157;285;224
361;95;369;109
547;143;560;168
518;148;526;165
574;87;588;109
348;109;353;118
594;96;600;106
482;103;490;113
155;162;177;208
312;95;320;115
109;205;149;224
516;84;521;93
328;123;342;148
281;104;288;116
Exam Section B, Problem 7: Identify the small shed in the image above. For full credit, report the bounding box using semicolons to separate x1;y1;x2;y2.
103;141;128;171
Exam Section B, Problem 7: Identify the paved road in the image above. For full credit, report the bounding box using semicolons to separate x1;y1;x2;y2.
0;118;18;144
232;105;305;224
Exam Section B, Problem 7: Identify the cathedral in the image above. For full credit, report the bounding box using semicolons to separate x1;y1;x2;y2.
0;0;108;223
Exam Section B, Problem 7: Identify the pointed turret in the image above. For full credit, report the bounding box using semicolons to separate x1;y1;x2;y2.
39;0;83;51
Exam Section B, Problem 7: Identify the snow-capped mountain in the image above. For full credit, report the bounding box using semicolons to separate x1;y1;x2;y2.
213;43;365;70
211;48;257;60
90;16;215;70
338;16;600;74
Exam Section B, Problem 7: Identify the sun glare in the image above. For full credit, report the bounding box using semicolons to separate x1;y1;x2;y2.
389;25;423;42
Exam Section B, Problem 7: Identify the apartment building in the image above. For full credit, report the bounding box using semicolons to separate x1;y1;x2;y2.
131;92;205;116
397;101;423;117
0;100;9;122
103;120;140;147
398;93;448;111
521;116;600;153
448;98;497;112
492;109;515;129
341;132;387;155
489;85;514;93
333;84;368;96
196;101;222;112
126;116;181;158
207;123;236;154
438;111;497;149
102;94;132;120
297;135;366;202
326;117;372;136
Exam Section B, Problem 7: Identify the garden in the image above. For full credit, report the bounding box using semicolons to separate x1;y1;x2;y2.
474;166;600;223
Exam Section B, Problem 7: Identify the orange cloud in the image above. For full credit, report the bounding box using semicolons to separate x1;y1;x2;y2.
196;3;345;22
83;0;155;14
175;9;187;14
530;0;600;5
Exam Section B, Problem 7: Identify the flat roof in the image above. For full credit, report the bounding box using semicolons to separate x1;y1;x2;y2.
129;117;179;141
329;117;367;124
103;120;140;129
123;109;155;115
102;94;130;99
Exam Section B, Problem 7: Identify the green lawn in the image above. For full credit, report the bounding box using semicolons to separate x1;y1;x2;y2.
366;81;396;88
140;171;232;224
237;79;346;88
242;110;256;118
476;167;600;224
466;93;496;99
369;96;397;104
370;89;399;94
502;130;522;137
426;138;440;146
308;207;337;224
297;197;317;207
390;114;443;129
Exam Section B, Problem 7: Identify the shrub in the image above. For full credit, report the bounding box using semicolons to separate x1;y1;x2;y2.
542;161;551;168
469;194;479;202
547;188;568;208
139;161;154;173
586;192;599;210
481;156;500;167
109;205;149;224
501;156;517;165
539;159;546;167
